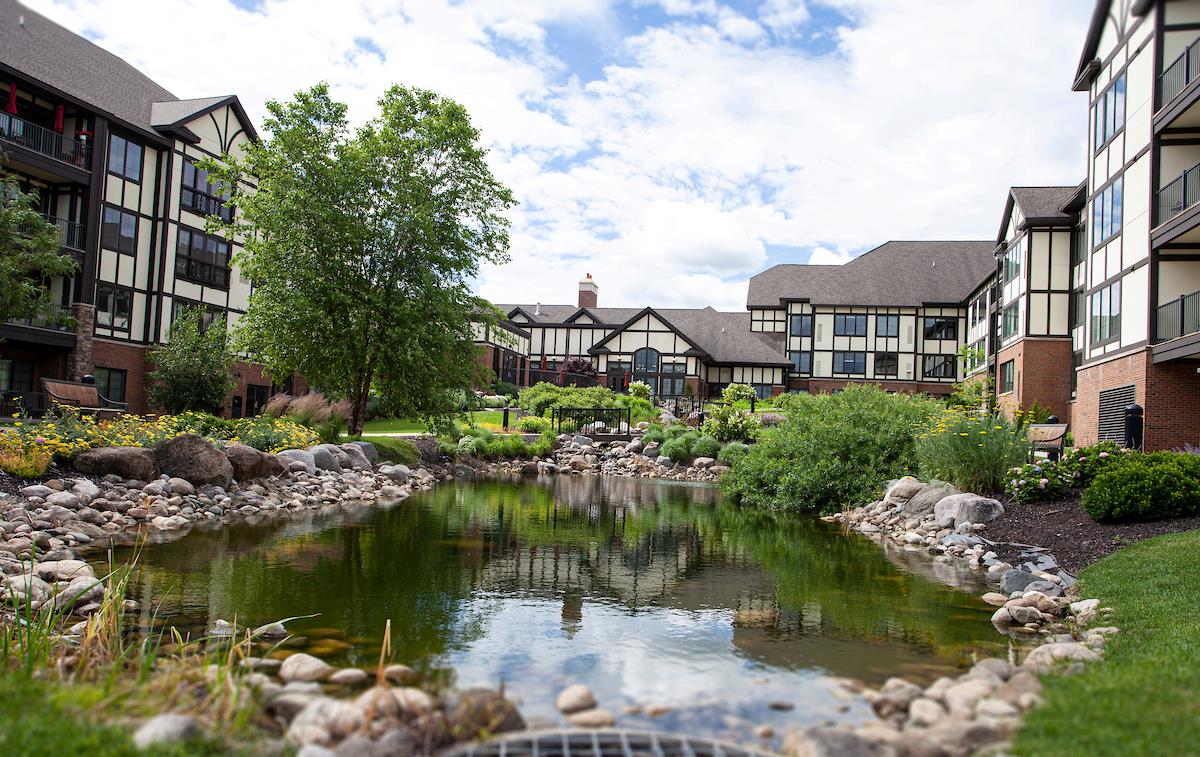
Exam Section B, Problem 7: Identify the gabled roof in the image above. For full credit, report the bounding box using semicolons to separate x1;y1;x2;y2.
0;0;257;142
746;264;837;307
150;94;259;142
750;241;996;308
997;186;1081;242
1073;0;1153;91
584;306;790;367
496;305;642;325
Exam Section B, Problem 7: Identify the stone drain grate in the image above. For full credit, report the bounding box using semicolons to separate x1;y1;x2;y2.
443;729;779;757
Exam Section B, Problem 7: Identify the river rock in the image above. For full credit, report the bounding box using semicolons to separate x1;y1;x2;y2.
309;446;341;472
981;592;1008;607
943;678;995;717
783;726;894;757
71;479;102;502
280;653;335;682
355;686;434;719
692;457;716;469
20;484;53;498
445;688;526;735
133;714;200;749
933;493;1004;528
153;434;233;488
73;446;157;482
2;573;51;603
347;441;378;465
642;442;661;458
1023;642;1102;671
380;464;411;483
567;708;615;728
279;449;318;475
225;443;284;481
908;697;945;727
555;683;597;713
34;559;93;581
288;697;364;744
167;477;195;495
54;575;104;608
874;677;923;716
885;477;925;504
901;481;960;516
1000;569;1041;595
328;668;369;687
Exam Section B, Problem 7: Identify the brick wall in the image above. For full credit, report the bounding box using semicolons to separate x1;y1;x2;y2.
1144;360;1200;450
995;338;1073;425
91;339;149;413
1072;351;1147;449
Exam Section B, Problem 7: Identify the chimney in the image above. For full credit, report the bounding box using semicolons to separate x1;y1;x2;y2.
578;273;598;309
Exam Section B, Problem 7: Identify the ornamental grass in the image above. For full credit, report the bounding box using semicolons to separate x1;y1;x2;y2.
915;407;1029;494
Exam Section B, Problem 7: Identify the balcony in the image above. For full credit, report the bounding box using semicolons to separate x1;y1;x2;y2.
44;215;87;260
1160;37;1200;107
0;304;76;348
0;111;91;175
1153;289;1200;363
1151;161;1200;246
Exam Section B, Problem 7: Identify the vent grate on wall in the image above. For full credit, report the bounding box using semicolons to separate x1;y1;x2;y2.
1098;384;1136;442
442;730;777;757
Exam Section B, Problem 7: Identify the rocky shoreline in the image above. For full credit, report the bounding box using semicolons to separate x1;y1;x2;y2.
485;430;728;484
802;476;1119;757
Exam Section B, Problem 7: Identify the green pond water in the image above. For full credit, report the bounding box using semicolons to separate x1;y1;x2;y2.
110;476;1011;746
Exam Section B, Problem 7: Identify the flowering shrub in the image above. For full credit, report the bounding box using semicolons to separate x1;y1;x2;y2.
915;408;1029;493
627;381;651;401
721;383;757;405
1006;442;1128;503
702;404;760;443
0;440;54;478
10;406;318;458
1059;442;1125;487
757;412;786;428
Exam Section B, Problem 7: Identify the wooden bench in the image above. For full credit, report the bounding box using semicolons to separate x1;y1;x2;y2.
1028;423;1069;461
41;378;128;418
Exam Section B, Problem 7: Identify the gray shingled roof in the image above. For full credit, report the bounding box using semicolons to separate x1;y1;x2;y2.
496;305;643;325
1;0;175;136
150;96;231;129
1010;186;1079;223
746;263;837;307
749;241;996;308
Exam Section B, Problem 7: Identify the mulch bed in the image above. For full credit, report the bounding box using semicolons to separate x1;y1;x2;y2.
982;494;1200;574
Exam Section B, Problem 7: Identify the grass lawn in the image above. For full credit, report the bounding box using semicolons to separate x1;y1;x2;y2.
362;411;509;436
1011;529;1200;756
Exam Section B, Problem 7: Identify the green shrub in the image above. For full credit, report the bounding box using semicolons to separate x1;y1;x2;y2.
516;382;626;417
721;383;756;405
528;431;556;458
1082;456;1200;522
517;415;551;433
662;436;692;463
616;395;656;423
916;409;1029;493
717;442;750;466
627;381;651;401
701;404;760;442
691;435;721;459
492;380;519;399
1060;442;1126;487
1008;459;1072;503
641;425;666;444
663;423;693;441
721;385;943;514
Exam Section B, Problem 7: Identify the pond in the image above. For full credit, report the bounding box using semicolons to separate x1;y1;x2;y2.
110;476;1010;747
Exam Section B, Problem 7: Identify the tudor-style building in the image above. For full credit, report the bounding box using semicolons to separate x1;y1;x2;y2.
1068;0;1200;448
0;0;298;417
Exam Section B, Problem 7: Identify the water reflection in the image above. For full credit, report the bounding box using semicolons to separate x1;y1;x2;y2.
112;476;1008;744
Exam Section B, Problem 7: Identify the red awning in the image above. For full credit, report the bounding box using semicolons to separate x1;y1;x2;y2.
54;105;64;133
5;84;17;115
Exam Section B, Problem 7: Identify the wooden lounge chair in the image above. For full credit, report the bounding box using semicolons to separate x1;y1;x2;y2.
41;378;128;418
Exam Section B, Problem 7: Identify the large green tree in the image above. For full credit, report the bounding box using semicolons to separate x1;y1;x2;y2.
146;307;236;414
0;166;78;326
204;84;514;433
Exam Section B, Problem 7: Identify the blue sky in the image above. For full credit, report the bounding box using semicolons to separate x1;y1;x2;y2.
34;0;1095;309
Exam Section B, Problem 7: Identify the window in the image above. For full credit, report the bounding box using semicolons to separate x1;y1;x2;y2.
1003;238;1022;282
1071;219;1087;268
752;384;772;400
107;134;143;182
999;360;1015;394
96;283;131;330
171;299;224;333
964;338;987;372
923;317;957;341
1092;177;1123;246
874;352;898;377
834;314;867;336
923;354;955;379
789;351;811;373
833;351;866;374
101;205;137;254
1003;303;1019;338
0;358;34;392
181;159;233;222
1093;73;1126;149
632;347;660;374
175;227;231;288
1090;280;1121;345
876;315;899;338
789;314;812;337
94;367;127;403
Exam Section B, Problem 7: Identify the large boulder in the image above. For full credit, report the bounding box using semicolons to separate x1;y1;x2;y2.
279;449;317;475
885;476;926;504
308;446;340;472
444;688;526;736
313;444;349;469
346;441;378;466
73;446;156;481
901;481;960;516
1000;569;1042;595
337;444;372;471
224;444;285;481
152;434;233;488
379;464;411;484
934;493;1005;528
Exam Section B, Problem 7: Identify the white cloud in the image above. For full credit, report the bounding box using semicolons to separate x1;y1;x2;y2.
806;246;855;265
26;0;1094;311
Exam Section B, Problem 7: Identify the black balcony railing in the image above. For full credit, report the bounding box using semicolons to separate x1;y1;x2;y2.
1156;289;1200;341
44;214;86;252
528;369;598;388
1160;36;1200;107
1156;160;1200;226
5;304;74;332
0;111;91;169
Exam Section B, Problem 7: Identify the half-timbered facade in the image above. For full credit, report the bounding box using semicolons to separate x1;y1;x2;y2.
0;0;295;417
